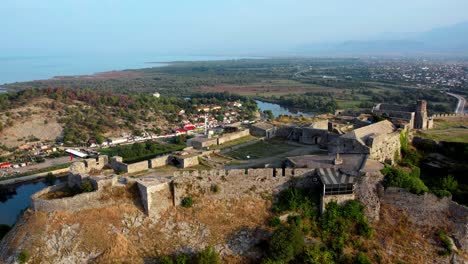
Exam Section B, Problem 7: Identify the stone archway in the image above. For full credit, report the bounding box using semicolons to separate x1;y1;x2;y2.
168;156;181;167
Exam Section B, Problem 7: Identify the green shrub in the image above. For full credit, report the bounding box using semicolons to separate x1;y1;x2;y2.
440;175;459;193
210;184;220;193
181;197;193;208
432;189;452;198
195;246;220;264
320;201;373;254
287;215;303;227
174;254;189;264
437;231;453;256
269;217;282;227
17;250;30;264
354;252;372;264
160;256;174;264
301;244;334;264
381;165;428;194
44;172;57;185
80;181;94;192
267;224;304;262
274;187;316;213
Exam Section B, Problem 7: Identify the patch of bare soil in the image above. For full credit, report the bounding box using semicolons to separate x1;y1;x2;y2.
0;98;63;147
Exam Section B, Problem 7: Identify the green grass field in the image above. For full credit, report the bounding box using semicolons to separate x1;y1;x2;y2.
417;119;468;143
226;139;297;160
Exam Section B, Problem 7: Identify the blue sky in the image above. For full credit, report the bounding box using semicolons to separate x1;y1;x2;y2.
2;0;468;55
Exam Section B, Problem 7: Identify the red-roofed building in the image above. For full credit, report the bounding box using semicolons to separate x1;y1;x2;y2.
175;129;187;135
184;125;196;131
0;163;12;169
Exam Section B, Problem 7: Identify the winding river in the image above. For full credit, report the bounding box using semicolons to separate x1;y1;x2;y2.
0;178;65;226
255;100;315;118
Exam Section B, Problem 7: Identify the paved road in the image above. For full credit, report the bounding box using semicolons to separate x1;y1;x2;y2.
0;168;69;186
446;92;466;113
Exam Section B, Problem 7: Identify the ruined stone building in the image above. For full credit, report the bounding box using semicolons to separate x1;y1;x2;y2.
372;100;433;130
329;120;401;163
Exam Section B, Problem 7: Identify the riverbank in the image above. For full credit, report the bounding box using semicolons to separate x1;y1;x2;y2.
255;99;315;118
0;167;70;186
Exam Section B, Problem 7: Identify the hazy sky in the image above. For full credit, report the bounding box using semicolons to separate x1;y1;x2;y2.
2;0;468;55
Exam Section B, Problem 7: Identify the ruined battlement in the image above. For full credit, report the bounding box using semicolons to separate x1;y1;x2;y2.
172;168;314;179
431;113;468;119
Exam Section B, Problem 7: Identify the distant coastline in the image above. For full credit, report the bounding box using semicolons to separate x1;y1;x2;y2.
0;54;255;85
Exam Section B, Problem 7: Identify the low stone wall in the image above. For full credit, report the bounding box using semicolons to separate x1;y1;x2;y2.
31;177;119;213
109;157;150;173
126;160;149;173
217;129;250;145
149;155;170;168
31;182;101;213
177;155;199;168
321;193;355;213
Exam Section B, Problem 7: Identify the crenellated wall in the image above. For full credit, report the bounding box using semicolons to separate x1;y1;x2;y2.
431;113;468;119
138;168;319;217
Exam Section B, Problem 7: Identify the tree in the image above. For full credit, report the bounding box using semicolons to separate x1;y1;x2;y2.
264;110;274;120
44;173;57;185
268;224;304;262
440;175;458;193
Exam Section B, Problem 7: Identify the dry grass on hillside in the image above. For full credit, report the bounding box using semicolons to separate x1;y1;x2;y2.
371;204;450;264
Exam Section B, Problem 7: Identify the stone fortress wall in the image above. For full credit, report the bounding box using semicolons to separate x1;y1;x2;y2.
31;175;120;213
139;168;320;218
431;113;468;119
368;131;401;163
217;129;250;145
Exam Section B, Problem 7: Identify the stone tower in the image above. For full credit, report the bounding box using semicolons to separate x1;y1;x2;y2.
414;100;428;130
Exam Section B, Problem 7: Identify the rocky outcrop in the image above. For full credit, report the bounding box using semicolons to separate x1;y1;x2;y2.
355;171;385;222
382;187;468;256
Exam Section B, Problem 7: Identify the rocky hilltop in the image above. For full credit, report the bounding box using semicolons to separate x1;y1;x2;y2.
0;164;467;263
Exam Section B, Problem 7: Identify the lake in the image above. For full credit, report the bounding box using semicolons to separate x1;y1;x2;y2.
255;100;315;118
0;54;257;85
0;178;64;226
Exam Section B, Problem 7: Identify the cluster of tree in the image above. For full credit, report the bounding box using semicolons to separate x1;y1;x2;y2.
271;94;338;113
103;141;185;163
262;187;375;263
1;88;258;146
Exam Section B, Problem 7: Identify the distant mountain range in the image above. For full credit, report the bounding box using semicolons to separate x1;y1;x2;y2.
295;21;468;56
